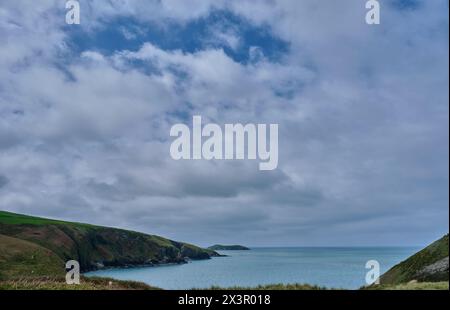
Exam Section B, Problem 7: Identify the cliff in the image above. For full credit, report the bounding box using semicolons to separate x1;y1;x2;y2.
0;210;218;276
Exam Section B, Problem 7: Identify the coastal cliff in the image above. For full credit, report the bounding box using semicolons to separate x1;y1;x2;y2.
0;210;218;277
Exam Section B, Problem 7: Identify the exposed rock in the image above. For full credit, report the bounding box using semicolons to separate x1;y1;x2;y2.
380;234;449;285
415;256;449;282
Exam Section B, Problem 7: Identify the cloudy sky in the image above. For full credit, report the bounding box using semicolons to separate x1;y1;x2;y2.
0;0;448;247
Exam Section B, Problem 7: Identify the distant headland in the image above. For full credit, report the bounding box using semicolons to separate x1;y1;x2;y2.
208;244;250;251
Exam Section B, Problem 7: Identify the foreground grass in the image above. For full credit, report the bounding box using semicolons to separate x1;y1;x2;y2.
363;281;449;290
0;276;161;290
204;282;449;290
1;277;447;290
202;283;329;290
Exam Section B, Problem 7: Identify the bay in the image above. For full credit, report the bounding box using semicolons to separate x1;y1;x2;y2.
85;247;419;289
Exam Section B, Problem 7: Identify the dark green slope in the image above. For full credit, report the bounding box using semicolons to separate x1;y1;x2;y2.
380;234;449;285
0;210;218;273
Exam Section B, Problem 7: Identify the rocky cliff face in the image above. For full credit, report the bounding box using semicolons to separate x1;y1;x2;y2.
415;256;449;282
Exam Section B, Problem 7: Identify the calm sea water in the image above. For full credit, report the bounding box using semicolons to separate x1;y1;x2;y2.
85;247;419;289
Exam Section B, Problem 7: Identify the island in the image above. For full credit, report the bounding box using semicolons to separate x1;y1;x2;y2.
208;244;250;251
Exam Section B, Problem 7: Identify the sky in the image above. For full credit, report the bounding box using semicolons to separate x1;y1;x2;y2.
0;0;448;247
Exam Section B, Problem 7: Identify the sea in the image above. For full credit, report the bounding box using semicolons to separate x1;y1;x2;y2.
85;247;419;289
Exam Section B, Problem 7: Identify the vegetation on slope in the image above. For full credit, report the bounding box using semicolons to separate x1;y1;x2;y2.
0;233;161;289
380;234;449;285
0;234;64;280
0;210;218;273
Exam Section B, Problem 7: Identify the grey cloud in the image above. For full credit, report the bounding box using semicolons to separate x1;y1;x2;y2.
0;175;9;188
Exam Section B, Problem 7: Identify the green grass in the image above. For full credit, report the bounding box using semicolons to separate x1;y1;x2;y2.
0;234;65;280
204;282;449;290
363;281;449;290
0;231;161;290
0;276;160;290
0;210;204;251
0;210;98;228
202;283;330;290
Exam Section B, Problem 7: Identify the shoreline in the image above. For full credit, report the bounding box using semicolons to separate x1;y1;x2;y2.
84;254;229;275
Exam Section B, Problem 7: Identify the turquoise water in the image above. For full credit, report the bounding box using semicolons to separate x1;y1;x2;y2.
85;247;419;289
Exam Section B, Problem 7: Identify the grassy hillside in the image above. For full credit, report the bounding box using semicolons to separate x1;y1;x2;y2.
380;234;449;285
0;234;64;280
0;210;97;226
0;210;218;274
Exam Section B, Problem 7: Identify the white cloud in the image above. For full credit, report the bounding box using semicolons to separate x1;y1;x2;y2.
0;0;448;246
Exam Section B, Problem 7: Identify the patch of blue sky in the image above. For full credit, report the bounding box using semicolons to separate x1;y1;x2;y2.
64;10;289;65
388;0;422;11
